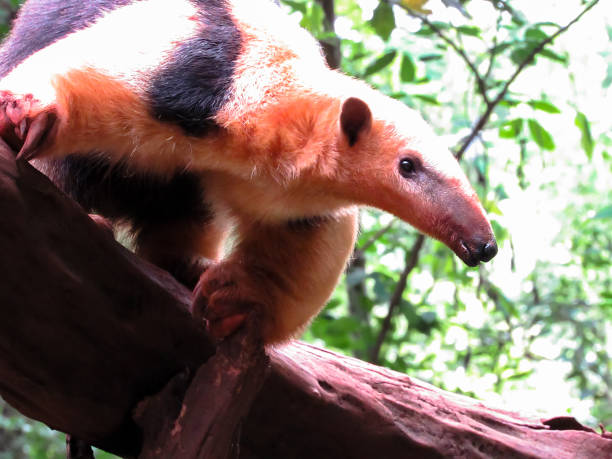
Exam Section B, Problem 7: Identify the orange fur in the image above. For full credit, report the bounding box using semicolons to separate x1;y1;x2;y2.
194;207;358;343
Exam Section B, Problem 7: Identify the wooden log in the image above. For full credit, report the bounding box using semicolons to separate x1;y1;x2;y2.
134;318;269;459
0;142;214;456
243;342;612;458
0;143;610;458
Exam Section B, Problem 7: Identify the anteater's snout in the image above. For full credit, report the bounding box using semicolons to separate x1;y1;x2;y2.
479;240;498;262
459;238;498;266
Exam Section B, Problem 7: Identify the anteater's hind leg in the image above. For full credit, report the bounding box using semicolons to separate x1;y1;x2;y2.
134;215;228;289
42;154;227;289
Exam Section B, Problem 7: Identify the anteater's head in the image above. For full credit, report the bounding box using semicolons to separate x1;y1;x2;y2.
333;93;497;266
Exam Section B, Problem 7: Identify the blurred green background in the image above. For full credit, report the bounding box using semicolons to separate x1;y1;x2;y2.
0;0;610;456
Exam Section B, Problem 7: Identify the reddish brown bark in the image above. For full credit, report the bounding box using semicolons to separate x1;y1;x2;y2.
0;141;213;455
0;144;610;458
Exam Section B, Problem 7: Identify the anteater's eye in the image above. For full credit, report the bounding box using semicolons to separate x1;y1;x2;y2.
399;158;416;178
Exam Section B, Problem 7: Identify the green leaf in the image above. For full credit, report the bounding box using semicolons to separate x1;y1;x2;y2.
412;94;440;105
473;154;488;177
500;98;521;108
400;53;416;82
539;48;568;64
457;25;481;37
364;50;397;77
487;201;503;216
575;111;594;160
528;119;555;150
281;0;307;14
499;118;523;138
298;2;325;36
525;27;548;42
370;2;396;41
414;21;449;36
494;184;509;200
511;13;526;26
419;53;443;61
506;370;534;381
510;46;535;66
414;25;435;36
603;63;612;89
594;205;612;219
527;100;561;114
490;42;513;54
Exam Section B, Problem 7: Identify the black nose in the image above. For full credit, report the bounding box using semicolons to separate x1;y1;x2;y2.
480;240;498;262
458;239;498;266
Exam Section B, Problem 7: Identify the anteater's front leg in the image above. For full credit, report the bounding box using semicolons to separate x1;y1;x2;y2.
193;208;359;343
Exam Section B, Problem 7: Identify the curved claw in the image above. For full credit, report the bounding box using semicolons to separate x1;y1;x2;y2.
0;91;57;161
16;110;57;161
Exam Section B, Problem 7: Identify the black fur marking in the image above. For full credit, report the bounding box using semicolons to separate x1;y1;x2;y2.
147;0;242;136
43;154;214;288
46;154;211;227
0;0;133;77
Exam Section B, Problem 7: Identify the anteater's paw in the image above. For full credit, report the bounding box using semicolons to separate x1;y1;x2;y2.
192;263;265;342
0;91;57;160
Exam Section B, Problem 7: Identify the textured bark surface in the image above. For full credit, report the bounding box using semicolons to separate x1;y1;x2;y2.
134;318;270;459
244;343;612;459
0;145;611;458
0;143;214;455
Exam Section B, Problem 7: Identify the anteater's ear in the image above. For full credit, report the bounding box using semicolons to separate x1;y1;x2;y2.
340;97;372;147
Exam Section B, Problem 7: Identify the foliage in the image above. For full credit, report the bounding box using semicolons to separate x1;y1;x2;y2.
294;0;611;431
0;0;610;455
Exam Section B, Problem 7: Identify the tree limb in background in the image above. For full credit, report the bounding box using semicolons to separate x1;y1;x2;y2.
0;0;18;24
354;219;396;258
340;0;599;372
454;0;600;159
369;233;425;364
408;12;490;105
398;0;600;160
315;0;341;69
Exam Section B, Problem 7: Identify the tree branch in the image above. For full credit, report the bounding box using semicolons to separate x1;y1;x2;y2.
354;219;396;258
483;13;503;84
369;233;425;364
315;0;341;69
482;0;523;23
0;1;18;27
404;10;490;105
455;0;600;160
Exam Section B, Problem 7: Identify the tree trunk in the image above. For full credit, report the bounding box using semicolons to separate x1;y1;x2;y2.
0;143;610;458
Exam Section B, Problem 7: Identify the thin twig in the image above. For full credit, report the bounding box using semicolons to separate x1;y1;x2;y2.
369;234;425;364
354;219;396;258
455;0;600;159
483;13;503;83
406;11;490;105
482;0;522;23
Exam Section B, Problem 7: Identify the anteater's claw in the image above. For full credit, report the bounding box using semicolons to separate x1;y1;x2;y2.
0;91;57;160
